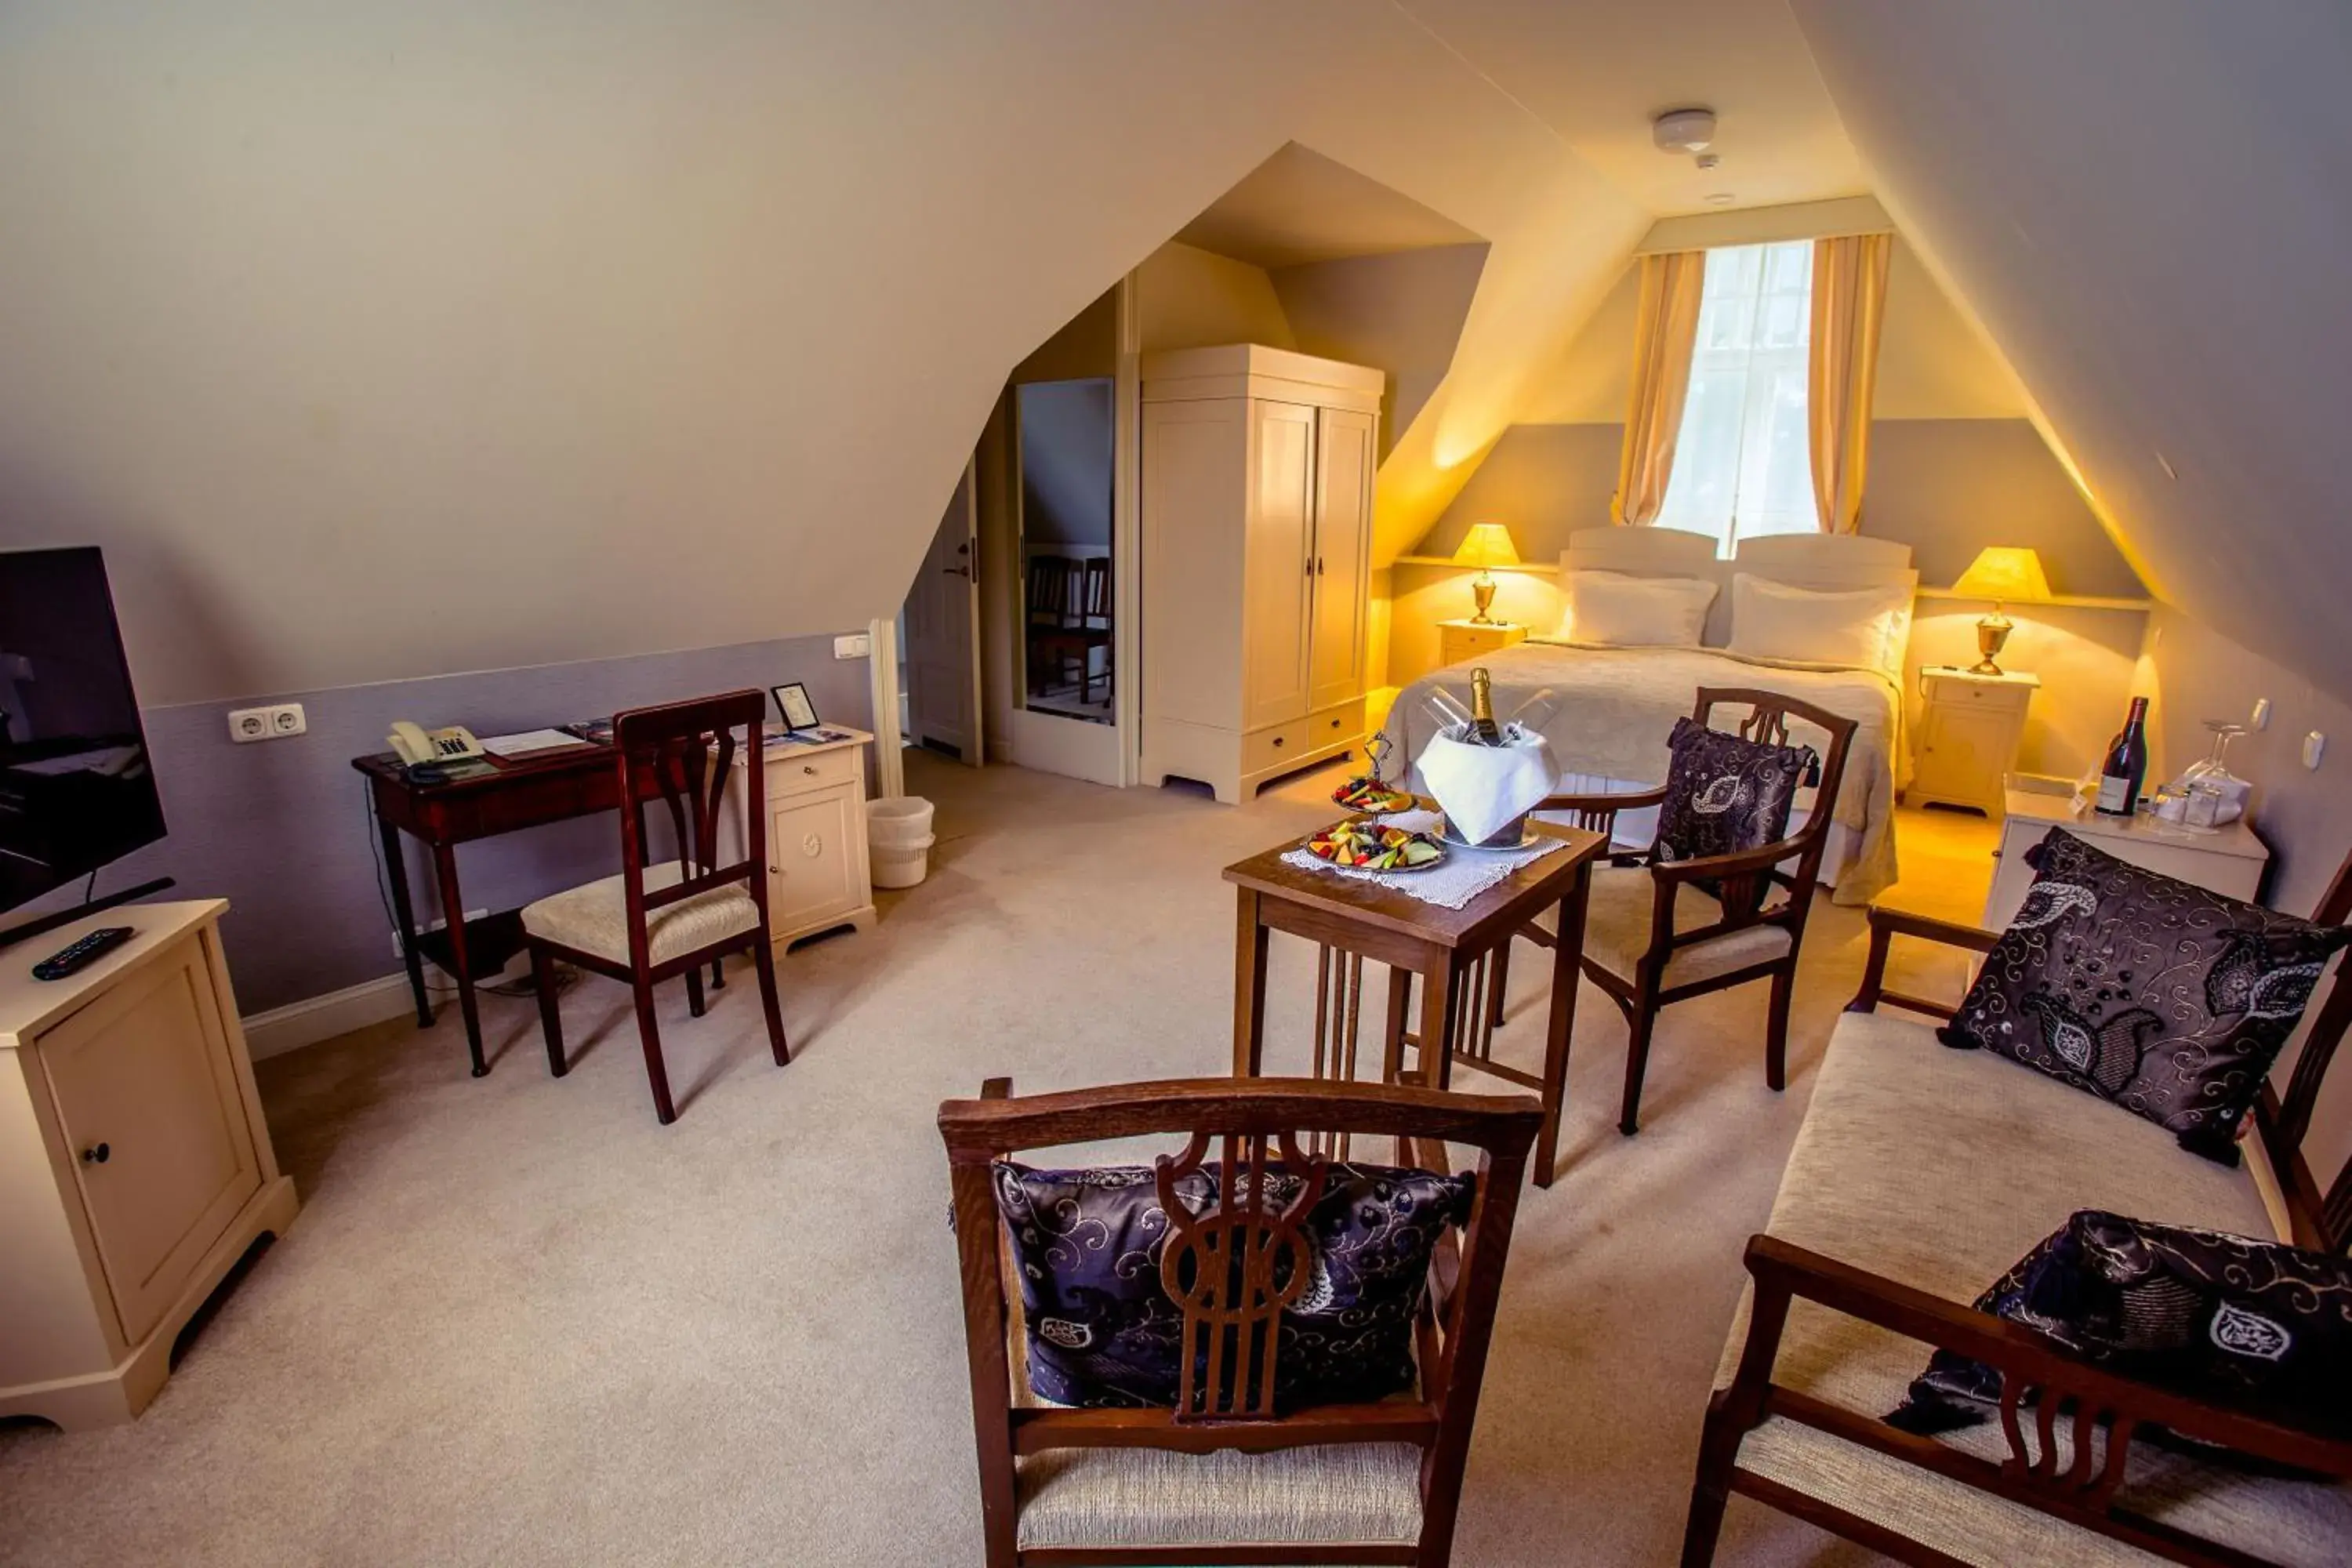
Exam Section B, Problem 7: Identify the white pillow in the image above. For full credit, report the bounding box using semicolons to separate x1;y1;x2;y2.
1554;571;1718;648
1726;574;1909;670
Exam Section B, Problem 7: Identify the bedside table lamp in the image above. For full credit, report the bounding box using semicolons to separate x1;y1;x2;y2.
1451;522;1519;626
1951;545;2052;676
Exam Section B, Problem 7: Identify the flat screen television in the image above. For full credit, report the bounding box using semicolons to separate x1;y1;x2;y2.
0;547;167;915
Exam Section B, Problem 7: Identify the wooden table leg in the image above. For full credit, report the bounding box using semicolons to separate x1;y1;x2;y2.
431;841;489;1077
1381;966;1410;1083
1417;956;1461;1090
1534;860;1593;1188
380;819;433;1028
1232;887;1269;1076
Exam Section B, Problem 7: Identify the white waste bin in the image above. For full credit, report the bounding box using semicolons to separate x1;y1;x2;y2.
868;797;936;889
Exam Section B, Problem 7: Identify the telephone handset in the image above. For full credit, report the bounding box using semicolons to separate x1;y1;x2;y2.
388;721;485;767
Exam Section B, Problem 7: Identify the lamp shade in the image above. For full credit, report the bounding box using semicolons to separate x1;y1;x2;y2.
1951;546;2053;603
1451;522;1521;571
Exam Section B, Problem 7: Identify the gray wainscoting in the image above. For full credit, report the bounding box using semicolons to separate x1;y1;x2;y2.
18;634;871;1014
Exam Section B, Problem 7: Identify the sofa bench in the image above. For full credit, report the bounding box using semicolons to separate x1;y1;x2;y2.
1682;903;2352;1568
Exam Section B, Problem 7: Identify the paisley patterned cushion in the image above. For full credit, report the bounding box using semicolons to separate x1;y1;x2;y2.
1940;829;2350;1161
1651;715;1817;868
1890;1210;2352;1445
993;1160;1475;1412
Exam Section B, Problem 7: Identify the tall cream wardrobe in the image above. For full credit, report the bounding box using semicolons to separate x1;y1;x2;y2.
1140;345;1381;804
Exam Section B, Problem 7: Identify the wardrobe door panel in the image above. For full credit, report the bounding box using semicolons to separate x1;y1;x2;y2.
1243;400;1316;731
1308;405;1375;711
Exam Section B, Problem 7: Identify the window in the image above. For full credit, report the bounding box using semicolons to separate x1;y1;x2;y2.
1656;241;1816;556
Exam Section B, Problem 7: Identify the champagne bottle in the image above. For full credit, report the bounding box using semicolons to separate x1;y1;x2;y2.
1468;667;1504;746
2095;695;2150;817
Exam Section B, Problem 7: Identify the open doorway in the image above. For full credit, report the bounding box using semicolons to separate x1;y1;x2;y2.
1015;378;1115;725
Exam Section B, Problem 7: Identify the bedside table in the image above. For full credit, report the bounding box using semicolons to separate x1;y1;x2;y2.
1439;619;1528;667
1907;666;2038;816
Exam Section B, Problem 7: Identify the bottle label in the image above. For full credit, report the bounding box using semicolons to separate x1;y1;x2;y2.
2096;775;2132;813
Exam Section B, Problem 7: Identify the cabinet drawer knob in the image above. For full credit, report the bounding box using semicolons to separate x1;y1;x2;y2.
803;764;818;775
1271;737;1284;749
82;1142;110;1165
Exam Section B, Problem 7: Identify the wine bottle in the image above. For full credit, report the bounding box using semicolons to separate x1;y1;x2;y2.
2095;695;2150;817
1468;668;1504;746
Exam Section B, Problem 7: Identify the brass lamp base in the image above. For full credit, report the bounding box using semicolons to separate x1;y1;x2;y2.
1969;608;2013;676
1469;572;1497;625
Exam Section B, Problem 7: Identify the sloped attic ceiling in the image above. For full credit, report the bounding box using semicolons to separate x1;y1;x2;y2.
0;2;1643;704
1794;0;2352;704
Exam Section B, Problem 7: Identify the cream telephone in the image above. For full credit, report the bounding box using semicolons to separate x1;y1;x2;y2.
387;721;485;767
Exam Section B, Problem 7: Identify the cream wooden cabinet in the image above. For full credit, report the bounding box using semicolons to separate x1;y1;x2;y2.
729;728;877;946
1140;345;1382;803
1;901;297;1429
1984;776;2268;929
1907;666;2039;816
1438;619;1529;668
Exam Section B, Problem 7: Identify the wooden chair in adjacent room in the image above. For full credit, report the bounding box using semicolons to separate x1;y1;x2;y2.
520;690;789;1123
1024;554;1079;695
939;1075;1542;1566
1494;688;1858;1135
1031;555;1113;705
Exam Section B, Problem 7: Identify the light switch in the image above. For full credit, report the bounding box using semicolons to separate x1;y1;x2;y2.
833;633;872;660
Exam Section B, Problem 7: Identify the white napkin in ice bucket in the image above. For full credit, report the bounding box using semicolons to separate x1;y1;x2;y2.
1417;729;1559;846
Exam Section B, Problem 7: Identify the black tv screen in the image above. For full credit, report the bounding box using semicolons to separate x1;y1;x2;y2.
0;547;166;913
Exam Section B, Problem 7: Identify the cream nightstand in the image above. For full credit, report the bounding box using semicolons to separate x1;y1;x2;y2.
1907;666;2038;816
1438;619;1528;667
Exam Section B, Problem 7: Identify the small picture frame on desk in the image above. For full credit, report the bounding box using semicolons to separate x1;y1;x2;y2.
771;682;820;734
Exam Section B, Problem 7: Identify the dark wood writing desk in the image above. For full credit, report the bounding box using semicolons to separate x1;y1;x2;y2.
355;745;637;1077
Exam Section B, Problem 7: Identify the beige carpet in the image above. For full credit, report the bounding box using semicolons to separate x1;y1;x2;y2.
0;753;1993;1566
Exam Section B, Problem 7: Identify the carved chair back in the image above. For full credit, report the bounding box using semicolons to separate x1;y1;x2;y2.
1077;556;1111;628
939;1077;1543;1566
1686;687;1859;931
1025;554;1076;626
612;690;767;965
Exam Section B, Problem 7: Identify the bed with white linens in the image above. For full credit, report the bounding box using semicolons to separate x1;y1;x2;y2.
1384;528;1917;905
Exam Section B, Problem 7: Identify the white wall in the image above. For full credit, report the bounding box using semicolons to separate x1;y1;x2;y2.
0;2;1643;707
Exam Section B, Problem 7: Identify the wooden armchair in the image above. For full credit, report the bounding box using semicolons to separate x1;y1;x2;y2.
1494;688;1858;1134
938;1076;1543;1567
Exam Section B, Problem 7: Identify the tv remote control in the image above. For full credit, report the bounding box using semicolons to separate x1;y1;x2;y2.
32;926;134;982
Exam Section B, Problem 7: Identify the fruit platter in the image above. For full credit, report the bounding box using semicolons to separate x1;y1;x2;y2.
1330;774;1416;814
1305;820;1447;872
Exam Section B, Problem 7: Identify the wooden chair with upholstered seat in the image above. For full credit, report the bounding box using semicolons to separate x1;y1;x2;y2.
938;1075;1542;1567
521;690;789;1123
1494;687;1857;1136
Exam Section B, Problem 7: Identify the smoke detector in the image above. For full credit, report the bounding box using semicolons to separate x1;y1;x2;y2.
1653;107;1717;155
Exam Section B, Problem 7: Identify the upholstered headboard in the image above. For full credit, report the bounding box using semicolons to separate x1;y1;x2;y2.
1558;528;1918;666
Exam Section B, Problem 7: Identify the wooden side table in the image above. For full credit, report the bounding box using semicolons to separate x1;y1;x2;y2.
1908;666;2038;816
1439;619;1529;668
1224;813;1606;1186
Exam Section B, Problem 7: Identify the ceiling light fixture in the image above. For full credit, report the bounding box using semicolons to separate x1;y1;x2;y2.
1652;107;1716;155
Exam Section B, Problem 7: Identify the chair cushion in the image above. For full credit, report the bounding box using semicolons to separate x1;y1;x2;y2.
521;859;760;967
1895;1209;2352;1442
1015;1442;1423;1550
1534;864;1793;988
1652;714;1815;866
993;1160;1473;1411
1715;1008;2352;1567
1940;828;2350;1162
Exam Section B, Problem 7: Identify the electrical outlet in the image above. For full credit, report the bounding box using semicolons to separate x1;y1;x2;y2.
228;702;308;742
392;907;488;959
834;633;872;660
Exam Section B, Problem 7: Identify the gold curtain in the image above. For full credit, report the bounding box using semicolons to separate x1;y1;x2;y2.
1807;232;1893;534
1611;249;1706;525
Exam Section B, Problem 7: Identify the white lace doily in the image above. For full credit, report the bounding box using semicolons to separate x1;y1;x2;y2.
1280;809;1569;911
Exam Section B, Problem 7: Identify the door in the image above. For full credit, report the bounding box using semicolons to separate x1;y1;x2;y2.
1243;399;1316;731
1914;704;2009;804
1308;405;1375;712
905;463;982;762
40;938;260;1344
768;786;858;934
